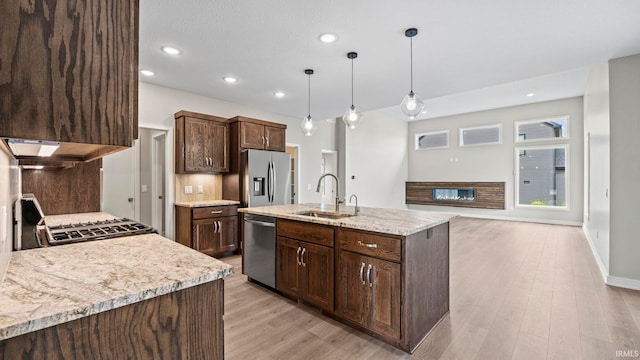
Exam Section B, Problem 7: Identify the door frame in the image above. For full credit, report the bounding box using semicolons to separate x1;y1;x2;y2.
286;143;300;204
152;132;166;235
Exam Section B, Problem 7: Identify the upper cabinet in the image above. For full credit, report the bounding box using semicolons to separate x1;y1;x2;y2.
0;0;139;163
231;116;286;152
175;111;229;174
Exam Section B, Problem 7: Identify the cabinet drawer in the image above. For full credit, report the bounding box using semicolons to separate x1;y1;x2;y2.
277;219;334;247
193;206;238;219
337;229;401;262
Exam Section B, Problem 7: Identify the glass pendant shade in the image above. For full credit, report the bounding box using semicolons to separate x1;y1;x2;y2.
400;90;424;118
342;105;364;129
300;115;317;136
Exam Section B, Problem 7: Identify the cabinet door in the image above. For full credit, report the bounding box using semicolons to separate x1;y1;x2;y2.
264;126;286;152
367;257;401;341
300;242;334;312
193;219;218;256
184;118;209;172
336;250;368;327
207;121;229;172
239;122;265;149
276;237;300;297
218;216;237;253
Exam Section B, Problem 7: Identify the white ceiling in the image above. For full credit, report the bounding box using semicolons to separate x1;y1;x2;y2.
139;0;640;122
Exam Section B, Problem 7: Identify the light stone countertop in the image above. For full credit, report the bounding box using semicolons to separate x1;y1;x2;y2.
174;200;240;208
44;212;120;227
239;203;456;236
0;234;234;341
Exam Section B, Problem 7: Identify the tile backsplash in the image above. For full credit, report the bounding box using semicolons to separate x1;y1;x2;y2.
174;174;222;203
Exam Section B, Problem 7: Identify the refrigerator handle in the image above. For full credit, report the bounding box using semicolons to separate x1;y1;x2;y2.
272;161;277;204
267;161;273;204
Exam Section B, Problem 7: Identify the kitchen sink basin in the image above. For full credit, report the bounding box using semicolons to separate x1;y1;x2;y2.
293;210;356;219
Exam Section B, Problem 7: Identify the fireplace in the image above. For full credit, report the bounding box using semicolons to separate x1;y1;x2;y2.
432;188;476;203
405;182;505;209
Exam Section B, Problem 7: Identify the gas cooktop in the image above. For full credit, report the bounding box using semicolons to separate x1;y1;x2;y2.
45;218;156;246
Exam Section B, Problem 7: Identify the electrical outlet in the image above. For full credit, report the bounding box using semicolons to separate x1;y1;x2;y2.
197;185;204;194
184;185;193;194
307;184;312;190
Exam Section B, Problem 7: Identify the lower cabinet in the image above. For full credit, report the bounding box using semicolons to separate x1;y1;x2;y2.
336;250;401;341
276;236;334;312
175;205;238;257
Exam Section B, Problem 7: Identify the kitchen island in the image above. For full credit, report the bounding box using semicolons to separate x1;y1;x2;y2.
0;233;233;359
239;203;455;353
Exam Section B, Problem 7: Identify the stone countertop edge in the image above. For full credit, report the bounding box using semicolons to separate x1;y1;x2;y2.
0;235;234;341
174;200;241;208
239;203;457;236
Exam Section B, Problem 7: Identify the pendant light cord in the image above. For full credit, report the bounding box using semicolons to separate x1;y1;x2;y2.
410;36;414;92
307;73;311;118
351;58;355;107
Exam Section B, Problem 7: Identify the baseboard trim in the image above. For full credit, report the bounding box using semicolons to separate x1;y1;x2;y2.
457;213;582;227
606;276;640;291
582;224;609;284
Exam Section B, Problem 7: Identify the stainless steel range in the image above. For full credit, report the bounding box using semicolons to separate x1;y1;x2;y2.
45;218;156;246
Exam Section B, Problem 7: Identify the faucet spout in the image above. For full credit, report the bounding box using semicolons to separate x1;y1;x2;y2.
316;173;341;213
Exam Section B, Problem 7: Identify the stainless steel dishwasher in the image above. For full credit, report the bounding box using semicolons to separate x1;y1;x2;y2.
243;214;276;288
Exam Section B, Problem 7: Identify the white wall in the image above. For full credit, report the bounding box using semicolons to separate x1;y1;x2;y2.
609;54;640;284
344;111;408;209
407;97;584;224
0;148;12;284
583;63;610;275
137;82;335;239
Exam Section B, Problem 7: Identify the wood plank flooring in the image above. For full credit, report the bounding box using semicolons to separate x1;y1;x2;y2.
222;217;640;359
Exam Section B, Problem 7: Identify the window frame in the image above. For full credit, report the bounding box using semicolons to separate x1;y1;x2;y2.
514;115;570;143
458;123;502;147
514;144;570;211
414;130;449;151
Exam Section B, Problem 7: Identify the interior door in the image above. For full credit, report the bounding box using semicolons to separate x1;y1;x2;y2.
102;145;136;219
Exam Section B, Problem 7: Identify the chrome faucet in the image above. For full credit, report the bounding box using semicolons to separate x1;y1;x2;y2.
316;173;343;213
349;194;359;216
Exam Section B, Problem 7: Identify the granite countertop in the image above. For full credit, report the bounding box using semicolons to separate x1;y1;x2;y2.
0;234;234;341
175;200;241;208
44;211;119;226
239;203;456;236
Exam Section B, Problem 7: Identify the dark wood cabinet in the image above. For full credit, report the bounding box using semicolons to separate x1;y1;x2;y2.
175;111;229;174
0;0;139;162
236;119;286;151
176;205;238;257
275;219;334;312
336;250;401;341
223;116;287;203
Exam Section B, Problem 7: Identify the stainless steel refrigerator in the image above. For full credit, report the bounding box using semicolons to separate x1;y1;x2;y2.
243;149;291;207
242;149;290;288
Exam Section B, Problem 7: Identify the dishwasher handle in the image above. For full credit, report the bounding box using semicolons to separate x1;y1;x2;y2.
244;218;276;227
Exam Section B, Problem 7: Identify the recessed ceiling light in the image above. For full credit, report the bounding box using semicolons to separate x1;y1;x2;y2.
140;69;155;77
526;93;535;97
223;76;237;84
319;33;337;43
274;91;285;98
161;46;182;55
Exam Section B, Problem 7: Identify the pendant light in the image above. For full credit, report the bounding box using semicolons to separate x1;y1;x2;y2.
300;69;318;136
400;28;425;119
342;52;364;129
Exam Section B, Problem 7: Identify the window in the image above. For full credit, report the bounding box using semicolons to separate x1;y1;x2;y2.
414;130;449;150
515;145;568;209
459;124;502;147
515;116;569;142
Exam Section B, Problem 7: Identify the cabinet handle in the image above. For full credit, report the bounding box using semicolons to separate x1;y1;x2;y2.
360;262;366;285
195;224;200;250
266;137;270;147
262;136;265;146
296;247;302;266
218;221;222;248
366;264;373;287
357;241;378;249
210;210;223;214
301;248;306;267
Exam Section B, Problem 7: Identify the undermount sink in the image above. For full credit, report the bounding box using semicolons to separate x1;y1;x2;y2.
293;210;356;220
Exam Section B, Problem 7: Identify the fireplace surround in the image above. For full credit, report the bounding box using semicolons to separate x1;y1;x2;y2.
406;182;505;209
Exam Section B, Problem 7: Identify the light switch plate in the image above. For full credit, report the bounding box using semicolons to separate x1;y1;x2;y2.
197;185;203;194
141;184;148;192
184;185;193;194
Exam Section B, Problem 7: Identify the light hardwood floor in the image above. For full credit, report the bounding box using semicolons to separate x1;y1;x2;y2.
222;217;640;359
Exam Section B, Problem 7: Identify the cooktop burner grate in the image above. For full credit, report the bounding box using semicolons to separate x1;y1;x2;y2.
46;218;157;245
